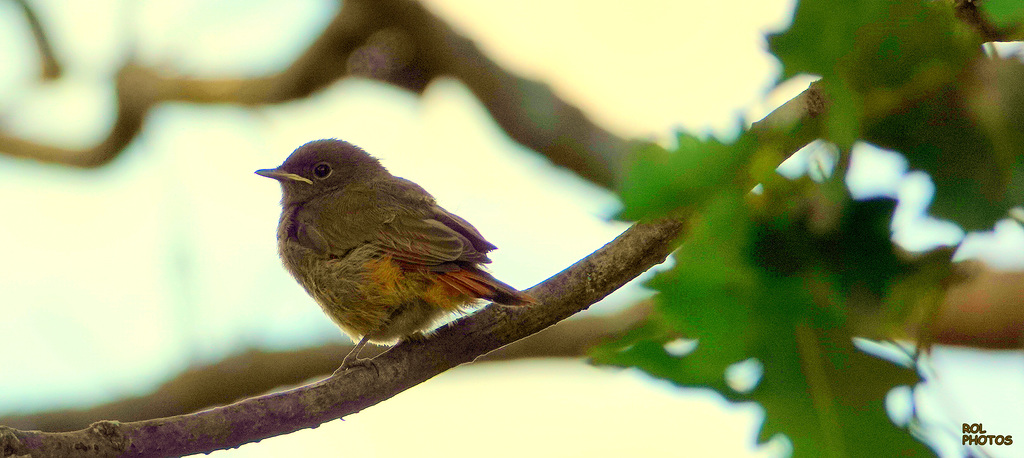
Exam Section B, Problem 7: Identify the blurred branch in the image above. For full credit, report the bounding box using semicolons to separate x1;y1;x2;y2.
0;65;150;167
951;0;1019;42
0;0;630;188
373;0;631;188
0;218;684;457
12;0;61;79
0;1;1010;182
927;262;1024;349
0;301;652;432
750;80;827;153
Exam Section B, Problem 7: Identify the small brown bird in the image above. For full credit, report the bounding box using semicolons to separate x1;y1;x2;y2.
257;139;533;370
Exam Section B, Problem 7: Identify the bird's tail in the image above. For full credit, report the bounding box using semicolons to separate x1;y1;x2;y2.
436;267;535;306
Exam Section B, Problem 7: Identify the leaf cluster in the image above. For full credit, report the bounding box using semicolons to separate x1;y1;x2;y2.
592;1;1024;456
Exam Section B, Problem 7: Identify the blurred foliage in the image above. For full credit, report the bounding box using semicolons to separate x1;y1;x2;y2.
592;0;1024;456
982;0;1024;30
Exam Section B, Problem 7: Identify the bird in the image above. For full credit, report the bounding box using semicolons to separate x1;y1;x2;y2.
257;139;533;371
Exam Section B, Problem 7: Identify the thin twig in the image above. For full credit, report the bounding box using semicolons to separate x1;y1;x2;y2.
12;0;61;79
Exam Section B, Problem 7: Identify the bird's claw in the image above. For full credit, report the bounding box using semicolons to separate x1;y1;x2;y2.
333;357;380;377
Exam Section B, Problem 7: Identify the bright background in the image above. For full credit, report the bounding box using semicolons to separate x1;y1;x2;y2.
0;1;1021;456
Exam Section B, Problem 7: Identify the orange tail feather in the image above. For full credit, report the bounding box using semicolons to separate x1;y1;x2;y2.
439;268;535;306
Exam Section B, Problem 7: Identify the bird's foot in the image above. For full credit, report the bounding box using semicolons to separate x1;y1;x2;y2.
333;356;380;377
333;335;380;377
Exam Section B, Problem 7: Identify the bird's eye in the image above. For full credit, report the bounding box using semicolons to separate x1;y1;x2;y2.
313;162;332;179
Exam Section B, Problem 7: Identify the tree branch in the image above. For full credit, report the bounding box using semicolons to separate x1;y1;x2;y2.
12;0;61;79
0;301;652;433
372;0;631;188
927;262;1024;349
0;67;830;450
0;0;1005;185
0;0;630;189
0;218;684;457
951;0;1020;43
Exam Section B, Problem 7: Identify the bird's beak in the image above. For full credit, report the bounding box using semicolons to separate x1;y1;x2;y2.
255;168;313;184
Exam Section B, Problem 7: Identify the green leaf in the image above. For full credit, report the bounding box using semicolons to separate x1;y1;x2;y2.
771;0;1004;230
822;80;863;151
751;187;905;306
768;0;888;80
589;316;733;392
822;198;902;300
863;77;1021;230
882;248;956;346
653;193;760;381
596;194;761;387
770;0;978;87
967;59;1024;211
749;284;930;457
616;143;679;220
846;2;977;93
597;181;939;455
980;0;1024;28
617;133;755;220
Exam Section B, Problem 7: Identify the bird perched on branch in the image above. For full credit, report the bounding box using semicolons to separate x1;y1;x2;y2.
257;139;533;371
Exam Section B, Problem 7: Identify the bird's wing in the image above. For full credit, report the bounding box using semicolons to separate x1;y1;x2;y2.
373;211;491;267
302;180;494;267
430;204;498;254
368;177;495;267
303;180;527;303
375;207;533;304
